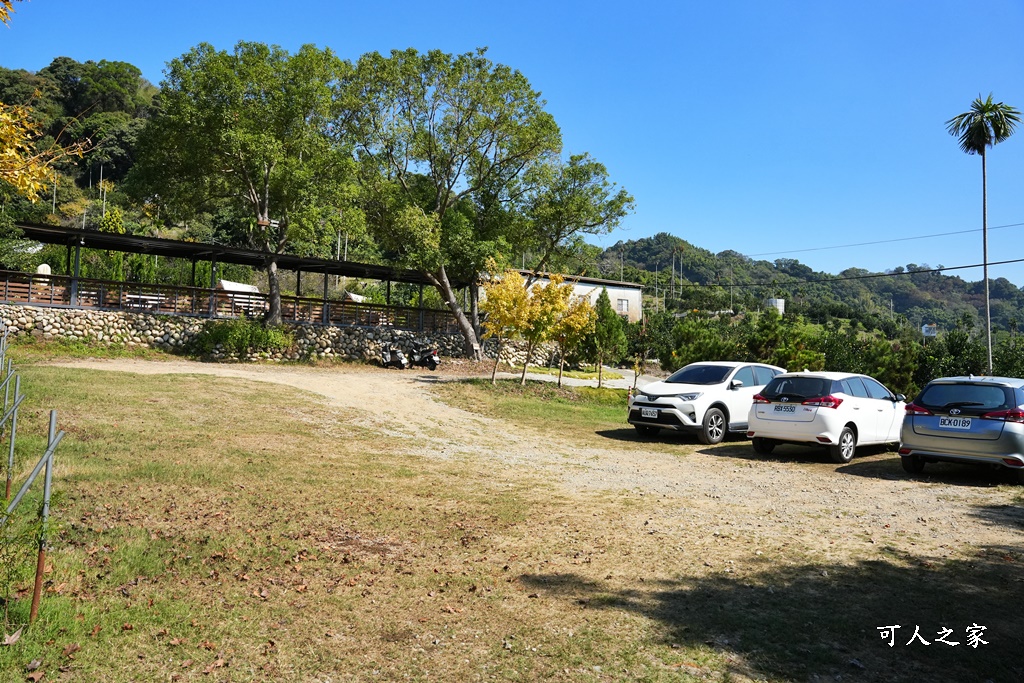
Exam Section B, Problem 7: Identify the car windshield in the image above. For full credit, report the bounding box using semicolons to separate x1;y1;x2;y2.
761;376;833;400
665;364;733;385
917;383;1013;411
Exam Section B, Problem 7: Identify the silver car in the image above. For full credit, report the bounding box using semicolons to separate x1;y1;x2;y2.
899;376;1024;484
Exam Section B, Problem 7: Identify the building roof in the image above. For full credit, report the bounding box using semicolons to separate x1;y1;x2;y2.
15;222;466;288
518;269;644;290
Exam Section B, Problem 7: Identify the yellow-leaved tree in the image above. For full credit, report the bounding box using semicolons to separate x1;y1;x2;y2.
480;267;530;385
1;4;87;201
518;274;572;386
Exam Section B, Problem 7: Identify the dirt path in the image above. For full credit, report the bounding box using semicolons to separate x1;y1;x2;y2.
52;358;1024;564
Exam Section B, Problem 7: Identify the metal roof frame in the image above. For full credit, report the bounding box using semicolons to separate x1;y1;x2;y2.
14;222;461;288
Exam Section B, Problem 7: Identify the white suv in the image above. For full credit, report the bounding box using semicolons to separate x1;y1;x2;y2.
627;362;786;444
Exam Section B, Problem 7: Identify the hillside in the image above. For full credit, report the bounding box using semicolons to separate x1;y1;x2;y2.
591;232;1022;332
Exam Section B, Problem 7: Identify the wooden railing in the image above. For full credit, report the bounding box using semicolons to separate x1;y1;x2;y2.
0;270;460;334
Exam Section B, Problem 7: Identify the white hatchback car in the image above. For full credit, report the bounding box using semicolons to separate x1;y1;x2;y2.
627;361;786;444
746;371;906;462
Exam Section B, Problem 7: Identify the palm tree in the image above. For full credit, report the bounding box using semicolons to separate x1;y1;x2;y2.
946;94;1021;373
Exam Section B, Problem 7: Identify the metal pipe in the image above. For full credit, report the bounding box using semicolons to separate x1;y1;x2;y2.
2;433;64;527
30;411;57;624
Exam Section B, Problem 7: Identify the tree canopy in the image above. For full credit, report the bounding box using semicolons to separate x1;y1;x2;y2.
128;41;356;323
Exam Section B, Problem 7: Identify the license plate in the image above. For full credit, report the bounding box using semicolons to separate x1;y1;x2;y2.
939;416;972;430
773;404;797;413
641;408;658;419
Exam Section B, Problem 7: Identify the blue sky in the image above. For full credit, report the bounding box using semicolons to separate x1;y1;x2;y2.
3;0;1024;283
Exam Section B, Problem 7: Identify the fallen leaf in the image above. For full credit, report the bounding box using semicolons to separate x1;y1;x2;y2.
62;643;81;658
202;658;225;674
2;628;22;646
169;638;186;646
201;641;216;651
90;624;101;637
27;671;44;682
122;623;133;631
26;659;42;671
181;659;193;667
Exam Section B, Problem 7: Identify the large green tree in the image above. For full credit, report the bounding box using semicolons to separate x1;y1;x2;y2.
129;41;356;323
521;153;634;279
946;94;1021;373
350;47;561;358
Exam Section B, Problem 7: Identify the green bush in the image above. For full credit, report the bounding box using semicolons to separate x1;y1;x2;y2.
189;317;293;357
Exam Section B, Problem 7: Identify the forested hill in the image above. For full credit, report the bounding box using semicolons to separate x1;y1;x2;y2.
590;232;1023;332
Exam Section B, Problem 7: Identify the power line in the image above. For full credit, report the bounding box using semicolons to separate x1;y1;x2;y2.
745;221;1024;258
680;257;1024;289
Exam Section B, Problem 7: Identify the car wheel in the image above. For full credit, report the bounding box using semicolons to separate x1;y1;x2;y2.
697;408;726;445
830;427;856;463
752;437;775;454
1015;467;1024;486
634;425;660;437
901;455;925;474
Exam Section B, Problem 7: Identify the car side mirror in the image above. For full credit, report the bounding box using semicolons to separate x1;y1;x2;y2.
894;394;906;402
730;379;743;389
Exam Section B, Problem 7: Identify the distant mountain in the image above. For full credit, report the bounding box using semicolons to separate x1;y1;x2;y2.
590;233;1023;332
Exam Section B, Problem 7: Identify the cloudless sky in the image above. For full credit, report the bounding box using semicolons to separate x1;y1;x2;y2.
3;0;1024;283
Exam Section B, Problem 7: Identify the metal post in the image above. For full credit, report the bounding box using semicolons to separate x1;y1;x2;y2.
70;242;82;307
386;280;391;306
418;283;424;332
208;259;218;316
6;377;20;501
296;270;302;298
29;411;57;624
322;271;329;325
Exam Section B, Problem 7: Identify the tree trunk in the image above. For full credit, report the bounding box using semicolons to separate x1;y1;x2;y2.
491;336;502;385
520;340;534;385
265;258;282;325
597;352;604;388
557;344;564;388
982;149;992;374
470;281;481;341
427;265;482;360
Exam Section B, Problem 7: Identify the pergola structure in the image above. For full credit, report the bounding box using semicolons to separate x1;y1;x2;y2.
4;222;465;333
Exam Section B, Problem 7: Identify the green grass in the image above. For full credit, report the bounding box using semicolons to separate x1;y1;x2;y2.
432;378;630;438
508;365;625;381
0;354;1019;682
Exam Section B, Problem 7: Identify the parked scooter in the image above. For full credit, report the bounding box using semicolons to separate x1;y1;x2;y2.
410;342;441;371
381;346;409;369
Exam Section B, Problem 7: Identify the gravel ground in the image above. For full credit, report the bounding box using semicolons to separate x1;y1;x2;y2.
51;357;1023;567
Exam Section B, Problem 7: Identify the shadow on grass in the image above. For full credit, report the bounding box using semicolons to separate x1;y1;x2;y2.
520;546;1022;682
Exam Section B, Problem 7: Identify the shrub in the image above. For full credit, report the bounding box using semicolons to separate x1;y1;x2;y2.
189;317;292;357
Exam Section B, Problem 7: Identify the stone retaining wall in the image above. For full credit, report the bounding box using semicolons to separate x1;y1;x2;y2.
0;304;467;362
0;304;565;367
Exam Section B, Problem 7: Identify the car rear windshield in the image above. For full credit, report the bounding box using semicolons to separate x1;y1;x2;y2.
665;364;732;385
916;383;1014;411
761;376;835;400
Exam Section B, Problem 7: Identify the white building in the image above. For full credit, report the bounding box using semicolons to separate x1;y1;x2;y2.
519;271;644;323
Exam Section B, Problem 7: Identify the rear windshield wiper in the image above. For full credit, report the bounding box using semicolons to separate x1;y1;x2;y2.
940;401;985;409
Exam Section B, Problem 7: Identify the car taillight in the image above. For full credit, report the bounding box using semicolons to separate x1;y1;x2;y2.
802;395;843;409
752;393;770;404
981;408;1024;423
905;403;932;416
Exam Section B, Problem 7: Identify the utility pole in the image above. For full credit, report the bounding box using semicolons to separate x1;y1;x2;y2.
671;252;675;300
